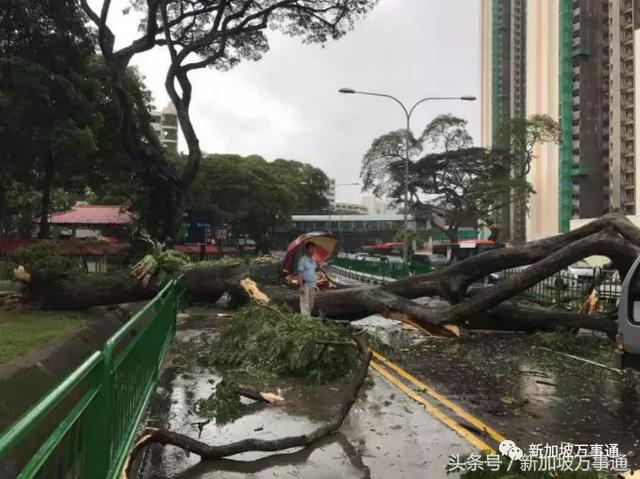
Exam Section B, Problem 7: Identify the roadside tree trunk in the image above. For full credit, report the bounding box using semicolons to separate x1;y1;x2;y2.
14;213;640;336
38;154;55;239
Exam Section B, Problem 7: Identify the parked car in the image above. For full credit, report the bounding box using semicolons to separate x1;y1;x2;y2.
566;260;597;283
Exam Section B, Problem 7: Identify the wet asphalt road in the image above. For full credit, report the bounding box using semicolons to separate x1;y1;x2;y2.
139;312;473;479
388;329;640;469
335;269;640;469
139;274;640;477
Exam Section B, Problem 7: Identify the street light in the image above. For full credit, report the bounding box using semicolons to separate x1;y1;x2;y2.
338;87;475;261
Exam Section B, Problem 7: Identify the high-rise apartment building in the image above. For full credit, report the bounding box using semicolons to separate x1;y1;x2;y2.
481;0;640;240
481;0;528;241
563;0;610;222
326;178;336;209
525;0;560;240
150;102;180;153
609;0;640;215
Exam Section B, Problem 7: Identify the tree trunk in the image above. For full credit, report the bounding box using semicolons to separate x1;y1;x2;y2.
38;154;55;240
446;224;458;244
0;178;7;236
498;196;511;244
18;203;34;238
15;213;640;336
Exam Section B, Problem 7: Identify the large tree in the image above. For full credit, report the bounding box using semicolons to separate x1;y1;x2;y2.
78;0;379;239
361;114;558;242
407;147;530;242
185;154;328;252
0;0;94;237
12;212;638;340
499;114;561;243
0;1;155;238
269;159;330;214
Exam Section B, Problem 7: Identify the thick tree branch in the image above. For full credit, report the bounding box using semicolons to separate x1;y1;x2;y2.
125;336;371;467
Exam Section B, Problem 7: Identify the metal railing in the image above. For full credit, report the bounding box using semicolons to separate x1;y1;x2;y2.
330;257;433;281
504;268;621;312
330;258;622;313
0;276;184;478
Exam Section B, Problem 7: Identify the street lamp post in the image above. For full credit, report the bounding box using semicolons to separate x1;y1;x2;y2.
338;88;475;262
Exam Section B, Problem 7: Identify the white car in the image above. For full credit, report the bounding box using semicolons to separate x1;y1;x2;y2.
566;260;596;282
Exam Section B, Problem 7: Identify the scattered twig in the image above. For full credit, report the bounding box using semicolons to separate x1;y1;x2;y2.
315;340;358;348
252;299;288;321
535;380;557;387
534;346;622;374
217;381;284;404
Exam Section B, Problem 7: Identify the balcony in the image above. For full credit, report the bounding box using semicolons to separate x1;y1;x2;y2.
572;167;590;177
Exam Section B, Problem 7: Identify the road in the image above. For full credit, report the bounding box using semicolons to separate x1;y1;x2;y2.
138;311;477;479
138;270;640;477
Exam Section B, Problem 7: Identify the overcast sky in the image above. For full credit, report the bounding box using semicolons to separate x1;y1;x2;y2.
106;0;480;204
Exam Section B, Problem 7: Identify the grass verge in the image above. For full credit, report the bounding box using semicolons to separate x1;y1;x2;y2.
0;311;88;366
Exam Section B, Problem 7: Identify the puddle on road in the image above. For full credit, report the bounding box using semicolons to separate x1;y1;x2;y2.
139;311;472;478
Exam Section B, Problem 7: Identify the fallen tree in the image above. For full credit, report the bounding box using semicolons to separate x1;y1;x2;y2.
124;333;372;474
9;213;640;335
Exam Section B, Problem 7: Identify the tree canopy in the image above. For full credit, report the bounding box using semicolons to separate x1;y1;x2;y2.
186;155;330;251
80;0;379;239
0;0;155;238
360;114;557;242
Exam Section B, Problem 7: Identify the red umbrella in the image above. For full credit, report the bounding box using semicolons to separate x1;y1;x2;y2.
282;232;337;275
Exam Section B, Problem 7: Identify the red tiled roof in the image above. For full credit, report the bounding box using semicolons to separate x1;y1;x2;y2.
48;205;134;225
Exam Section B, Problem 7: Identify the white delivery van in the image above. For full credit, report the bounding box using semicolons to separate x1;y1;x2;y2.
617;256;640;370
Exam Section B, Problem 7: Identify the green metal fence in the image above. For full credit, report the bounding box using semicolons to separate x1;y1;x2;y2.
331;259;622;313
504;269;621;312
330;257;433;281
0;277;184;479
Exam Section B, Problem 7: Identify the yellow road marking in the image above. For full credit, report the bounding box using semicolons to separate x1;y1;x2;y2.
370;360;494;452
372;351;507;444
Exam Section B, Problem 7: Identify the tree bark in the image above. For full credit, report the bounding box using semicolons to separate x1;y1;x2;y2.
0;176;7;236
38;154;55;239
16;213;639;335
467;301;617;336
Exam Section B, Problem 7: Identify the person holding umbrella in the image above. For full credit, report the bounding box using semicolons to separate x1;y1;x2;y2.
298;242;319;316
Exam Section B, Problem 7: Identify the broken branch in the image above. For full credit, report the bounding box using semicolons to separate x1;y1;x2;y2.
125;336;371;469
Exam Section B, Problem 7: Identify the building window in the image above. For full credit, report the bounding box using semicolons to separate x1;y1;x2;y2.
163;129;178;141
162;114;178;127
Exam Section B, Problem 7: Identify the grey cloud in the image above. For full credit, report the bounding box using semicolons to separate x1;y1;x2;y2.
123;0;480;203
